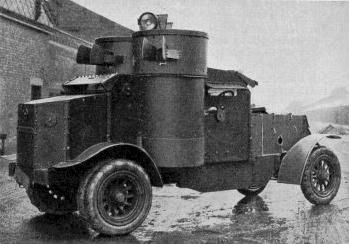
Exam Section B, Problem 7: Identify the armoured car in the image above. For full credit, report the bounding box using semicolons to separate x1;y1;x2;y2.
9;12;341;235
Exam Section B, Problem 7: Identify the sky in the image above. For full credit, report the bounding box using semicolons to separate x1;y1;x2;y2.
72;0;349;113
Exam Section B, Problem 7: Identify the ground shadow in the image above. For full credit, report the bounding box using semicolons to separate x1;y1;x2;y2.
233;195;269;214
20;213;142;243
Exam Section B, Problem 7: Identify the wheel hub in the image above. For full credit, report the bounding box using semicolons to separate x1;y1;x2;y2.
111;190;126;204
317;170;329;182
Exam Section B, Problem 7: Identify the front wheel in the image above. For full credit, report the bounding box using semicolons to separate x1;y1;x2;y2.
237;184;267;196
77;159;152;235
301;147;341;205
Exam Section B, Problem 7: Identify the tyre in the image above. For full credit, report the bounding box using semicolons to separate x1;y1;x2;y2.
301;147;341;205
237;184;267;196
77;159;152;235
27;184;76;215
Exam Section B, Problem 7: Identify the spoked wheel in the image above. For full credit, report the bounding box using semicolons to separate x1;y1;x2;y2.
98;170;144;226
237;184;267;196
301;147;341;205
77;159;152;235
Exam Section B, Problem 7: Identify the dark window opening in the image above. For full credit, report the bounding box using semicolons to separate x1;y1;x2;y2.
31;85;42;100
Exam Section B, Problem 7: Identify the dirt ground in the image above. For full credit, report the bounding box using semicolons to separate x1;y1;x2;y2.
0;136;348;244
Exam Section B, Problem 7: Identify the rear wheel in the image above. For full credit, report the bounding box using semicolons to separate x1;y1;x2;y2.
77;159;152;235
301;147;341;205
237;184;267;196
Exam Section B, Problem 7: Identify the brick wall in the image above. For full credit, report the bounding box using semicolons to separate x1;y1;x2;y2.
0;0;132;154
0;16;94;153
0;17;49;151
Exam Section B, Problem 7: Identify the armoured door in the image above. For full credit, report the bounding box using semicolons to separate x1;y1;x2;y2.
204;88;250;163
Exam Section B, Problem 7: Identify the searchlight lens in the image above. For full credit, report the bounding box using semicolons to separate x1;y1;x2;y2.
138;12;158;31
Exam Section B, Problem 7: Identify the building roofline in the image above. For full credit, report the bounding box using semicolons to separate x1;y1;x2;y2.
0;6;92;47
65;0;133;33
48;0;133;34
0;6;53;34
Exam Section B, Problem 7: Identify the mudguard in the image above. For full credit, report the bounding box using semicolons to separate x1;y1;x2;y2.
53;142;163;187
277;134;341;185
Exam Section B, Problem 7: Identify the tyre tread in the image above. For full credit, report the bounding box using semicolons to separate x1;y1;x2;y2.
77;159;152;235
301;147;341;205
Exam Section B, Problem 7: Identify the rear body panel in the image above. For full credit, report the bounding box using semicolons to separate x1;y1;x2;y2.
250;113;311;158
204;88;250;163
